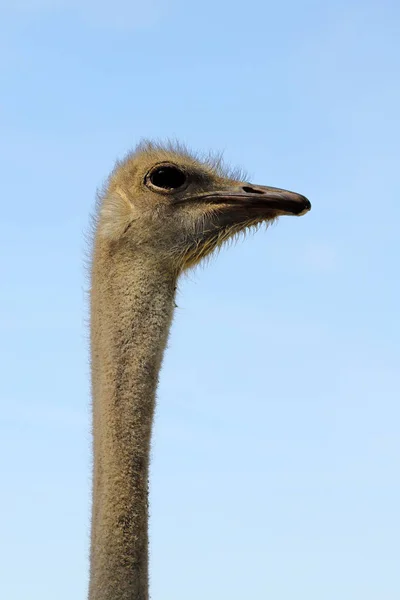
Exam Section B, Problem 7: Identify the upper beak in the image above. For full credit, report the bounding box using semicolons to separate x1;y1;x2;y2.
194;183;311;216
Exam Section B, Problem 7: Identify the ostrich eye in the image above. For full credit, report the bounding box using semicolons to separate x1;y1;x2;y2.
148;165;187;191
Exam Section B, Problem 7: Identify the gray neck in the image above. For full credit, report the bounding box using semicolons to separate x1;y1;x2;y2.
89;244;176;600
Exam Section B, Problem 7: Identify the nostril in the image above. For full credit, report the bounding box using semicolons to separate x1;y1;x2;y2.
242;186;264;194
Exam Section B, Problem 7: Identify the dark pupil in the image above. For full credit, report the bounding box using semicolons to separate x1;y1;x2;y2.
150;166;186;190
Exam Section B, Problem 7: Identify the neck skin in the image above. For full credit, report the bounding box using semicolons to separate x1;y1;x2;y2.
89;239;176;600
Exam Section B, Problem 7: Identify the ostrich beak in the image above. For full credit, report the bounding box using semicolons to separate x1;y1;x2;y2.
195;184;311;217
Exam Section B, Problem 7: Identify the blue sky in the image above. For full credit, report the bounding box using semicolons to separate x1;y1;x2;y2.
1;1;399;598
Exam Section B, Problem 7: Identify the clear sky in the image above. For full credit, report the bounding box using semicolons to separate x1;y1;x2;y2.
1;1;399;599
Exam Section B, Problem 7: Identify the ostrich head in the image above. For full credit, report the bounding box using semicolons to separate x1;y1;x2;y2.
97;141;311;272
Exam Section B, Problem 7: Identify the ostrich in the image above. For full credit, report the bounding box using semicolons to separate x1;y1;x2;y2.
89;141;311;600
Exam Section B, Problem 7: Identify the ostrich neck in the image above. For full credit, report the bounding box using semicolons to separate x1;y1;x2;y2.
89;244;176;600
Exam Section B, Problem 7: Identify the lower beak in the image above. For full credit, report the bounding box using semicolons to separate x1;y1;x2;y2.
196;184;311;216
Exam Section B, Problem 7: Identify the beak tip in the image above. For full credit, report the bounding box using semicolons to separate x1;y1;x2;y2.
295;196;311;216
